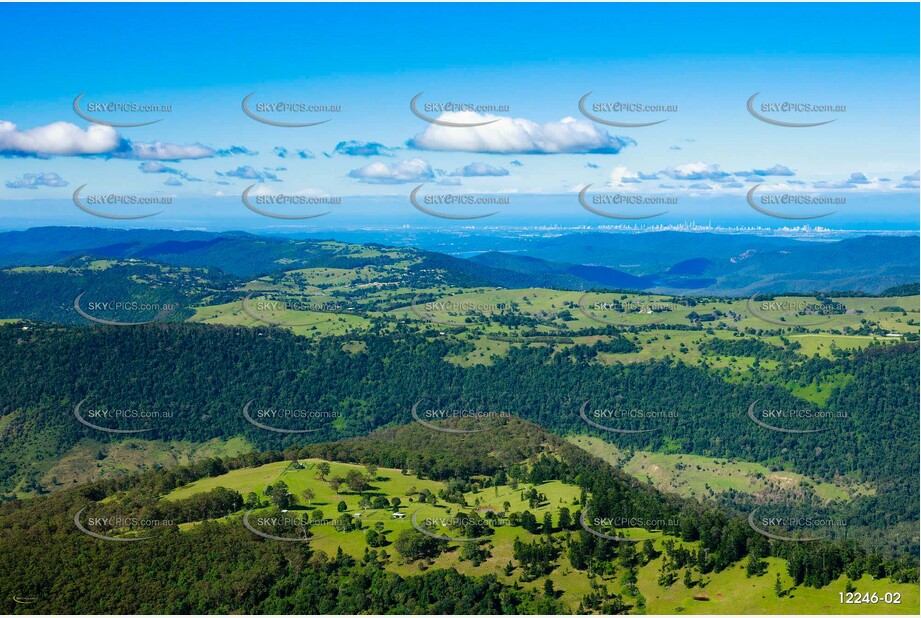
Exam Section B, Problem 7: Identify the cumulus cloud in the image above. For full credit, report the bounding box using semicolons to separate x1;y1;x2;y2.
347;158;435;184
0;120;257;162
585;162;600;169
138;161;201;181
662;162;730;181
608;167;659;187
216;165;280;181
669;146;682;151
688;182;713;190
0;120;120;157
4;171;68;189
450;162;509;177
736;164;795;177
810;172;875;190
408;113;635;154
903;170;920;182
274;146;314;159
847;172;870;184
813;179;857;189
215;145;257;157
125;141;219;160
330;140;396;157
609;166;640;186
163;177;182;187
509;160;523;167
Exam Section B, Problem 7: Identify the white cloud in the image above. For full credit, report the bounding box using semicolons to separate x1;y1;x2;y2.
347;158;435;184
662;162;730;181
217;165;280;181
0;120;252;161
736;164;795;177
4;171;68;189
0;120;120;156
409;113;634;154
126;141;216;161
450;162;509;177
608;166;641;187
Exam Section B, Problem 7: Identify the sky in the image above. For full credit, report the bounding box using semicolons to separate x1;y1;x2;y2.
0;2;918;230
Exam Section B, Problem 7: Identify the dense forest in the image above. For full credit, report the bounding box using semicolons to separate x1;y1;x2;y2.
1;417;916;614
0;322;917;555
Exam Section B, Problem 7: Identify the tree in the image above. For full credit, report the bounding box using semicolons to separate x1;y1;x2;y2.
558;507;572;531
683;569;693;588
459;541;488;566
317;461;331;480
345;469;369;493
365;529;383;547
774;574;784;598
520;511;538;533
267;481;292;509
329;476;344;493
364;463;378;479
394;529;444;562
746;552;767;577
642;539;659;563
337;500;348;513
302;488;316;506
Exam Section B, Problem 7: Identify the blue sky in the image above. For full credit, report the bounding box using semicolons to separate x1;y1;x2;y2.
0;2;918;229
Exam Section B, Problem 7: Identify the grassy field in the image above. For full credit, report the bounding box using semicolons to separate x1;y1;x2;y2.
157;456;915;614
41;436;253;490
639;553;919;615
189;282;918;369
568;436;874;504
